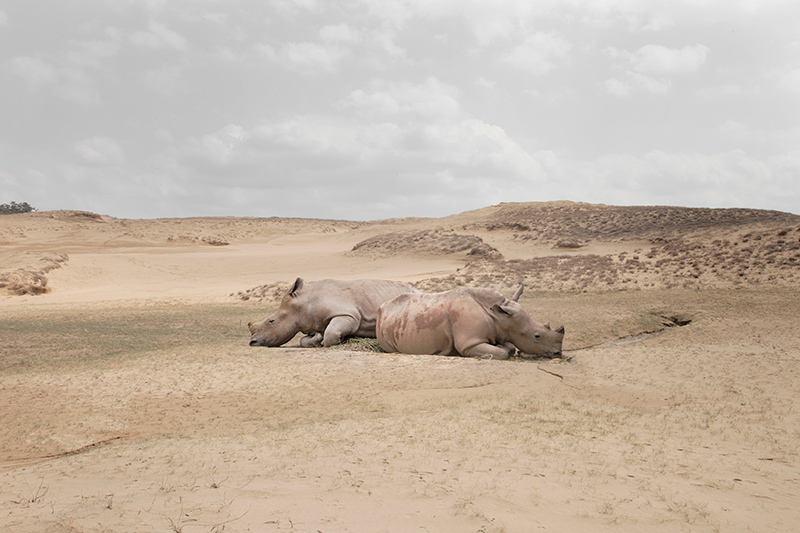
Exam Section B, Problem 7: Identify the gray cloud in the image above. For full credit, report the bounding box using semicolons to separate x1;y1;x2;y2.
1;0;798;219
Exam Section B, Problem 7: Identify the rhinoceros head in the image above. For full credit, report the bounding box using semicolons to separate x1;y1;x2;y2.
249;277;307;347
491;301;565;358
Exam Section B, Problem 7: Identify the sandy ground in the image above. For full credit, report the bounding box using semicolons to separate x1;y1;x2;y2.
1;203;799;532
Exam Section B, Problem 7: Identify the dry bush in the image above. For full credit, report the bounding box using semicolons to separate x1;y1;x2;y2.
0;253;68;295
553;240;584;249
350;229;502;259
233;282;287;303
414;224;800;294
456;203;800;243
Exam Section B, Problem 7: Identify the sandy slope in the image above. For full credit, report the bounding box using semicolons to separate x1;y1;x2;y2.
1;202;800;532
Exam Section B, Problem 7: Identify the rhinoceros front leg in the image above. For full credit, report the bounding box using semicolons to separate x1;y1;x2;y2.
322;315;360;347
460;342;515;360
300;332;323;348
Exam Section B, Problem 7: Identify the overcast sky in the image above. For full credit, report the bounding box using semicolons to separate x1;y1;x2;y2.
2;1;799;220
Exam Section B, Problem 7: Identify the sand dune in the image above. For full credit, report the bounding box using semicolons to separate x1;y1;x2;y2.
1;202;799;532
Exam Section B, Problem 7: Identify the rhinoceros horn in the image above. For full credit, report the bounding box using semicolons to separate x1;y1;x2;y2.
511;282;524;302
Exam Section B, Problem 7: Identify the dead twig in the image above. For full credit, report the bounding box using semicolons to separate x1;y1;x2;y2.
537;365;578;389
0;436;126;470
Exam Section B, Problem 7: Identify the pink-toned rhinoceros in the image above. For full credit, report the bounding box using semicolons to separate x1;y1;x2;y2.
249;277;418;348
376;284;564;359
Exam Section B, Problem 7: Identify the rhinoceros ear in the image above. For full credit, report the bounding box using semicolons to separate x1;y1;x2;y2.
289;277;305;297
491;304;515;317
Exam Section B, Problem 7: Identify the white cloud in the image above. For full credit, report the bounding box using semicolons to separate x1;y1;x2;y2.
776;66;800;91
570;149;800;213
201;125;249;165
458;1;535;46
698;84;749;98
719;120;747;135
716;121;800;152
10;56;58;88
66;37;121;68
155;128;175;144
474;77;496;90
10;56;101;105
420;119;544;178
0;10;8;25
369;29;407;60
55;68;102;105
403;0;536;46
639;13;674;32
131;20;188;50
74;137;125;166
605;71;671;97
254;116;401;158
345;77;462;119
144;65;186;95
604;77;631;98
215;47;246;63
284;42;346;72
203;12;228;24
632;43;709;74
272;0;325;16
320;23;361;44
257;40;350;73
501;32;572;74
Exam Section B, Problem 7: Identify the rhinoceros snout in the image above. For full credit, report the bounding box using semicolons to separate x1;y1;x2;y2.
249;337;261;346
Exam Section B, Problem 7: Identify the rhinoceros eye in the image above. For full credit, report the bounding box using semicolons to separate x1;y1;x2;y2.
268;318;276;324
534;333;541;339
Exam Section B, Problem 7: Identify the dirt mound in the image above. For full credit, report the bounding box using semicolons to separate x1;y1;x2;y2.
350;228;503;259
0;253;69;295
449;201;800;242
414;223;800;294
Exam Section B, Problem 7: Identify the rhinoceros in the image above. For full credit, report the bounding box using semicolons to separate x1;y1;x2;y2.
248;277;418;348
376;284;564;359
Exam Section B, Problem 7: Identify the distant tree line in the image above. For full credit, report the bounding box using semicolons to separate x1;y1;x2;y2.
0;201;36;214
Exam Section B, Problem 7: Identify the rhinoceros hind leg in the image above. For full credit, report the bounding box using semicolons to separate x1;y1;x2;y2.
300;332;323;348
323;315;360;347
460;342;514;360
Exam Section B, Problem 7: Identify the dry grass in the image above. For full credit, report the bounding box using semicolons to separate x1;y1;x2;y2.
349;228;503;259
452;202;799;242
0;253;68;295
414;224;800;294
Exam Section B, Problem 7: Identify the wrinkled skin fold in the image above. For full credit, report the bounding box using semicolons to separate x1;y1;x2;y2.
376;284;564;359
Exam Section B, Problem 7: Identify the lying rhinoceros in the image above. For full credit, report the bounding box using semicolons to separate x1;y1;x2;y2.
249;277;418;348
376;284;564;359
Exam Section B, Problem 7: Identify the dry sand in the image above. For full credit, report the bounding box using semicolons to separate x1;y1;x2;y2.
1;202;799;532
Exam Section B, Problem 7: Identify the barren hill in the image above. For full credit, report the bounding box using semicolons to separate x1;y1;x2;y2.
1;202;799;301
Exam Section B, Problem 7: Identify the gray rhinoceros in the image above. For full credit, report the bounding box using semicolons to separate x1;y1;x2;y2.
248;277;418;348
376;284;564;359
